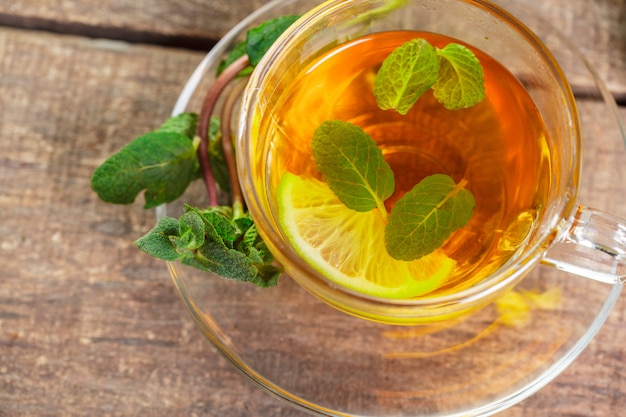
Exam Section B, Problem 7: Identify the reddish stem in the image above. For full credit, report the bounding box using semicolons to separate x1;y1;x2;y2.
220;79;247;216
196;55;250;206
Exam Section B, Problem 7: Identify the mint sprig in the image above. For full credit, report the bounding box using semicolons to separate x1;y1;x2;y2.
91;16;301;288
374;38;485;113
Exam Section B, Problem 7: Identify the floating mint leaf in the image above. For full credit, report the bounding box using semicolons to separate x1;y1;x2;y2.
374;38;439;115
433;43;485;110
312;120;394;213
246;15;301;66
90;131;199;208
385;174;475;261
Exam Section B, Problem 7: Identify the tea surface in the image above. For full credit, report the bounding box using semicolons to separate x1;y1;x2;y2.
257;31;551;296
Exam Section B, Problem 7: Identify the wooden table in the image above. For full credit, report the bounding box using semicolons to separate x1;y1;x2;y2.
1;1;625;416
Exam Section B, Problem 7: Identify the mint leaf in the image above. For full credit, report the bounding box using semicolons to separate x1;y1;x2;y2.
250;264;281;288
433;43;485;110
232;217;281;287
374;38;439;115
218;15;300;75
246;15;300;66
196;240;259;281
174;211;205;251
157;112;198;138
312;120;394;213
385;174;475;261
90;131;199;208
192;209;280;284
191;206;240;248
134;217;181;261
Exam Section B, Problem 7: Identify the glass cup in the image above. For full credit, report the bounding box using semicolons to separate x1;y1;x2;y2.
166;0;626;415
237;0;626;324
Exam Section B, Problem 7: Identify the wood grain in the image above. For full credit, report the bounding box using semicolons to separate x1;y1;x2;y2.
0;26;307;417
0;1;625;416
0;0;624;99
0;0;273;49
534;0;626;101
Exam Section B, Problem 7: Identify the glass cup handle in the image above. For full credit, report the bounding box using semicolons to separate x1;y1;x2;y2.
541;206;626;284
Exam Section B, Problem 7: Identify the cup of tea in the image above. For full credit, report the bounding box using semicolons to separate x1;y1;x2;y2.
237;0;626;324
165;0;626;415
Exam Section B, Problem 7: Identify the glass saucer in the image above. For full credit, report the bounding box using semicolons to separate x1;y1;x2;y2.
159;1;626;415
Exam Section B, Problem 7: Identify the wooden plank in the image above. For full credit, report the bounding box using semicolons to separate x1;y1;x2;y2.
0;0;624;98
1;7;626;417
0;0;273;49
533;0;626;101
0;26;307;417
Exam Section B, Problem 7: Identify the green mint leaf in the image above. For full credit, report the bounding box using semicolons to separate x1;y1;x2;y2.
433;43;485;110
246;15;300;66
250;264;281;288
207;116;231;193
184;205;239;247
90;131;199;208
134;217;182;261
239;222;261;259
219;15;300;75
237;223;268;263
196;240;259;281
203;211;240;248
192;216;273;284
374;38;439;115
312;120;394;213
174;211;205;250
156;112;198;139
232;217;281;287
385;174;475;261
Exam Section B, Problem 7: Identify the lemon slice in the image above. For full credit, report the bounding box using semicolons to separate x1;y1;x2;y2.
277;172;457;299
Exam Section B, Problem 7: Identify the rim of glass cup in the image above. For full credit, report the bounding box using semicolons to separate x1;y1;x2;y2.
236;0;581;321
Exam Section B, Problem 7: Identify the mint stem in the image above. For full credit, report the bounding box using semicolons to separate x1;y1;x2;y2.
196;55;250;206
220;79;247;218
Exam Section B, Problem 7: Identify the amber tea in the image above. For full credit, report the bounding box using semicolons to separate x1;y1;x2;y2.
253;30;552;299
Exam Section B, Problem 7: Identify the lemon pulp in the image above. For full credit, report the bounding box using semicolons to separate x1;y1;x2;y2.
277;172;456;299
